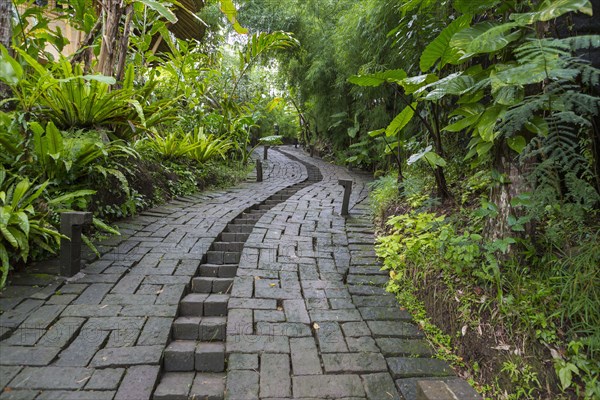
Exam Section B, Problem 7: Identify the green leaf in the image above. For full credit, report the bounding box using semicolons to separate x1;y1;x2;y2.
82;74;116;85
420;14;472;72
424;152;447;167
348;69;407;87
48;190;96;206
493;85;524;106
368;129;385;137
220;0;249;34
451;22;521;55
386;103;416;137
400;74;438;94
407;145;433;165
45;122;64;155
454;0;500;13
525;116;549;136
11;179;31;209
0;45;23;85
511;0;593;25
507;135;527;154
92;217;120;236
443;113;480;132
136;0;178;23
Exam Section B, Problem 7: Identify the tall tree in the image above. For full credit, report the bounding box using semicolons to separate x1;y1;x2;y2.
0;0;12;101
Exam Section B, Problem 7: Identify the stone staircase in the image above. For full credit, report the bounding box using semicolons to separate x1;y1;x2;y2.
153;153;323;399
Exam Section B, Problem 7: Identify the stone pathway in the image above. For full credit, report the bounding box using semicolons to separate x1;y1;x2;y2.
0;147;479;400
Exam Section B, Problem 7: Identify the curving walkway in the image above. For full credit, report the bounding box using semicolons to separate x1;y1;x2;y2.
0;147;478;400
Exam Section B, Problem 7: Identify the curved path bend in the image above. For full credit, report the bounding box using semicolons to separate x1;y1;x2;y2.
0;147;468;400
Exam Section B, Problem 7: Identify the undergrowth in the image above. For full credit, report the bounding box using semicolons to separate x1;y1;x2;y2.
371;173;600;399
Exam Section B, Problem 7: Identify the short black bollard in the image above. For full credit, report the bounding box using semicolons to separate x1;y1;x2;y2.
60;211;93;276
263;145;269;160
338;179;352;216
256;159;263;182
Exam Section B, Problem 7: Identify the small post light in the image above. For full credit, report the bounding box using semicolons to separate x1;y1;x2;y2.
60;211;93;276
338;179;352;216
256;159;263;182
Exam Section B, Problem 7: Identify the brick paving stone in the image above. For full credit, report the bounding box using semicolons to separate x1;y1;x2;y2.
376;338;434;357
164;341;195;371
35;390;115;400
0;346;61;366
282;299;310;324
254;309;285;322
0;366;21;388
290;337;321;376
387;357;454;379
120;305;177;317
85;368;125;390
260;353;290;398
255;322;311;337
153;372;194;400
361;373;401;400
367;321;424;338
189;373;225;400
346;336;379;352
292;375;365;398
315;322;348;353
55;329;110;366
0;389;39;399
225;370;258;400
72;283;113;305
322;353;387;373
114;365;160;400
195;342;225;372
228;353;258;370
310;309;362;322
226;335;289;354
10;366;91;390
341;321;371;337
111;275;144;294
91;345;163;368
61;304;122;317
137;317;173;346
359;307;412;321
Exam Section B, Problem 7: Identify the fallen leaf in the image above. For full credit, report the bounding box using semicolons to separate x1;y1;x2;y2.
461;325;468;336
269;283;277;287
99;305;108;309
492;344;511;351
313;323;320;330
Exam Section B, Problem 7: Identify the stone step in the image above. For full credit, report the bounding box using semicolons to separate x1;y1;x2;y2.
205;250;241;265
199;264;238;278
229;218;257;226
192;277;233;294
172;316;227;341
211;242;245;252
163;341;225;372
268;194;290;201
180;293;230;317
219;232;250;242
225;224;253;234
241;212;263;220
153;372;226;400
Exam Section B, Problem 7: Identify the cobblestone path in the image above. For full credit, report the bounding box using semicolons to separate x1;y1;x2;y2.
0;147;477;400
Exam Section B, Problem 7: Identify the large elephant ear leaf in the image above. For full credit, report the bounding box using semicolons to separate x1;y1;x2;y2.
348;69;407;87
451;22;521;56
419;14;472;72
510;0;592;25
454;0;500;14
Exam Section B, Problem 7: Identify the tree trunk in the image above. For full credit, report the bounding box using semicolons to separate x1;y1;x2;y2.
97;0;126;77
484;142;532;243
0;0;12;103
115;4;134;83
